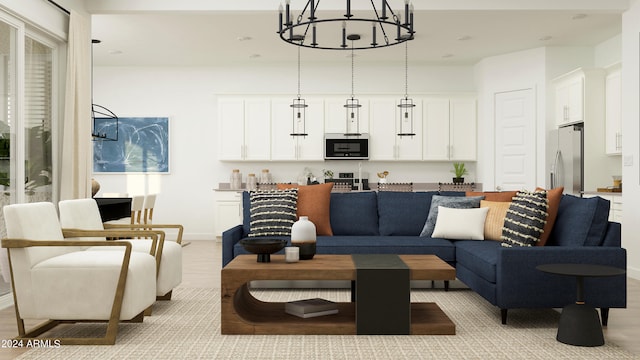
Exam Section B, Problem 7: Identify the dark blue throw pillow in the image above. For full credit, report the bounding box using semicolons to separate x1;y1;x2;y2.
548;194;610;246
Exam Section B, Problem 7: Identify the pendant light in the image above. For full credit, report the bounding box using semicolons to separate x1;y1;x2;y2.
290;46;308;136
344;33;362;136
397;41;416;136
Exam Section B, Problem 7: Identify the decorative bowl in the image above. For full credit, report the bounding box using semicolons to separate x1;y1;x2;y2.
239;238;287;263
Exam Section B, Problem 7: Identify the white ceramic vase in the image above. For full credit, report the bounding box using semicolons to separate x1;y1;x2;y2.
291;216;316;260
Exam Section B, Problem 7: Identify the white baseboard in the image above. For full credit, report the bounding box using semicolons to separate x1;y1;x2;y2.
627;265;640;280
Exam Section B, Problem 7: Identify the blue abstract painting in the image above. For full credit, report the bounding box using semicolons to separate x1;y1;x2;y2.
93;117;169;173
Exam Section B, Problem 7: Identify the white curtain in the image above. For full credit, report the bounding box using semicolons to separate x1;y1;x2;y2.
59;10;91;200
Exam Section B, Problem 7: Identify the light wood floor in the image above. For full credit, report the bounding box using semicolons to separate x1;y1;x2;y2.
0;240;638;358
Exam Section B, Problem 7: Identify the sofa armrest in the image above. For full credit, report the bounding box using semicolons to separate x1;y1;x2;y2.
222;224;245;268
496;246;627;309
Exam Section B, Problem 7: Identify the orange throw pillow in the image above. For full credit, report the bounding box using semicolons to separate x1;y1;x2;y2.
480;200;511;241
466;191;518;202
277;182;334;236
535;187;563;246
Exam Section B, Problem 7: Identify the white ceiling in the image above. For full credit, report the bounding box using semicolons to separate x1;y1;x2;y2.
90;8;623;67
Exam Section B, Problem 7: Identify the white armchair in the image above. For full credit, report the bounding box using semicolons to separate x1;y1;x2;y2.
58;198;182;300
1;202;158;345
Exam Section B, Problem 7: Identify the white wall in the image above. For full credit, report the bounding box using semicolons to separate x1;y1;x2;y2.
621;0;640;279
92;63;475;240
473;47;547;191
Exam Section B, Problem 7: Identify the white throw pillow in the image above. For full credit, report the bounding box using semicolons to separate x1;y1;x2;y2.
431;206;489;240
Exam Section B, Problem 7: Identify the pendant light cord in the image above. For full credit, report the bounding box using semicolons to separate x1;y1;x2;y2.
297;46;302;99
404;41;409;99
351;41;355;99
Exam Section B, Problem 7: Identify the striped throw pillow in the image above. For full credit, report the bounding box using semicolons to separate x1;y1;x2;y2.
248;189;298;237
501;191;548;247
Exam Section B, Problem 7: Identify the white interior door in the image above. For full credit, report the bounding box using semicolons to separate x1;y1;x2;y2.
494;89;536;191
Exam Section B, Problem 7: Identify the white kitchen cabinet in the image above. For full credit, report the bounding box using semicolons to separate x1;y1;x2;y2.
423;95;476;161
324;96;369;135
271;97;324;161
369;97;422;161
555;74;584;127
217;97;271;161
214;191;243;238
605;64;622;155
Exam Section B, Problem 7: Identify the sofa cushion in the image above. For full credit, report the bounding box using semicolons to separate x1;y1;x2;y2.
248;189;298;237
329;192;379;236
501;191;547;247
480;200;511;241
277;183;334;236
378;192;438;236
548;194;610;247
420;195;484;237
432;206;489;240
455;240;502;283
315;235;457;263
535;186;564;246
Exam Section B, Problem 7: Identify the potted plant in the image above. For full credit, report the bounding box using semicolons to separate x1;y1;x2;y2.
451;162;468;184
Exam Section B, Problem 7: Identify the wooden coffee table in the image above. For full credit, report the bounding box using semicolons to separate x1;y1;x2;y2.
221;254;456;335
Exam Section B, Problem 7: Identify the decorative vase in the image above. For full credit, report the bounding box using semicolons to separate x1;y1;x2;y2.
291;216;316;260
91;178;100;197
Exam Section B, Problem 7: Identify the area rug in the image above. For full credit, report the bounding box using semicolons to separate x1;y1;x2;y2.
15;287;636;360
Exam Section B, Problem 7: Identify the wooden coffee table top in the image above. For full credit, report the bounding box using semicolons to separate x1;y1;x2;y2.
223;254;455;281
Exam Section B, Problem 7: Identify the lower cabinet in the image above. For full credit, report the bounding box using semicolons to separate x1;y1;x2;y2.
214;191;243;238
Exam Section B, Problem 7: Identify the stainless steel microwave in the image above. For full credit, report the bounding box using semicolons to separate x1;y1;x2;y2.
324;133;369;160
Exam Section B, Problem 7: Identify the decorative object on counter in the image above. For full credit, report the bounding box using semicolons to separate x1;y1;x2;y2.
322;169;334;181
377;171;389;184
246;173;257;191
260;169;273;184
438;182;476;192
230;169;242;190
302;167;318;185
451;162;468;184
239;238;288;263
291;216;317;260
612;175;622;189
377;182;413;192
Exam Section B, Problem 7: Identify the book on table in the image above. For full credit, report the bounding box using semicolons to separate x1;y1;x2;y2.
285;298;338;318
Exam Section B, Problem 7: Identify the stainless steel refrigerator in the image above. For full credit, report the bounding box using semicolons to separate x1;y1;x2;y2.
550;123;584;196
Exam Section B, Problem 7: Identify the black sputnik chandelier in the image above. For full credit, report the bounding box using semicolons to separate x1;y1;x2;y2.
278;0;415;50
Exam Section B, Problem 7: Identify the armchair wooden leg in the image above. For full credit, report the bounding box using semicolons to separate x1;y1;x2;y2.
157;290;173;301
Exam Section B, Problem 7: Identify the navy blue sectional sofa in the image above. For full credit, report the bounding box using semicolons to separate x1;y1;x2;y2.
222;190;627;325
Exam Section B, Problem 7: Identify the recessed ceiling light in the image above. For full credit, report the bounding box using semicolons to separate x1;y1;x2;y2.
108;50;123;55
572;14;587;20
237;36;253;41
249;54;261;59
442;54;454;58
457;35;471;41
539;36;553;41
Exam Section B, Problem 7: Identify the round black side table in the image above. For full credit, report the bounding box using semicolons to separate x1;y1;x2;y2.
536;263;626;347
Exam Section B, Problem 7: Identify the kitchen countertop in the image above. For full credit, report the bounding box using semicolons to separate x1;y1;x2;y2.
215;182;484;192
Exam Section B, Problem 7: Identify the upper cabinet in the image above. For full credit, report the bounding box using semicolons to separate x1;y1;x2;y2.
218;97;271;161
555;74;584;127
369;97;423;161
271;97;324;161
605;64;622;155
423;95;477;161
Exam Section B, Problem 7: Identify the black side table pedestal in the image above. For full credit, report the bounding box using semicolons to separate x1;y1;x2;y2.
536;263;626;347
